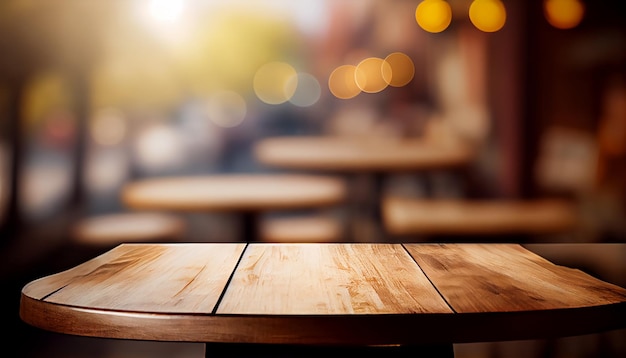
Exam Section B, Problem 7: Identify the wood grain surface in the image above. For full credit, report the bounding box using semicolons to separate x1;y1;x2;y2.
404;243;626;312
218;243;451;314
22;244;136;300
32;244;245;313
19;243;626;345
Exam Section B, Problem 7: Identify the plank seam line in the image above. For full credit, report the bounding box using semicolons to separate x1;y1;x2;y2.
42;284;69;301
401;244;457;314
212;243;250;315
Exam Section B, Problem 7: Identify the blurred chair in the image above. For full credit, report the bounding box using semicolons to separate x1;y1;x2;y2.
260;215;344;243
72;212;186;254
382;196;579;242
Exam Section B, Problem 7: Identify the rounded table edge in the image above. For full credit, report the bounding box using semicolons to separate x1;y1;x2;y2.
19;294;626;345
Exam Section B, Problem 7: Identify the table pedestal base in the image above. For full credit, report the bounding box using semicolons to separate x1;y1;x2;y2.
204;342;454;357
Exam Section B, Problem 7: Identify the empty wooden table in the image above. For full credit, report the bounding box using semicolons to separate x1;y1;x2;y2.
121;174;347;242
20;243;626;357
254;136;477;240
254;136;475;173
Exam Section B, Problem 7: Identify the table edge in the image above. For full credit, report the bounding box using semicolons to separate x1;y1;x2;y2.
19;293;626;345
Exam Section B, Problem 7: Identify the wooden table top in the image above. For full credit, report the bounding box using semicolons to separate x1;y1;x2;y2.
20;243;626;346
122;174;347;212
254;136;476;172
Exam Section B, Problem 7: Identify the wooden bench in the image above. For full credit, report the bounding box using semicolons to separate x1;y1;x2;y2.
382;196;578;240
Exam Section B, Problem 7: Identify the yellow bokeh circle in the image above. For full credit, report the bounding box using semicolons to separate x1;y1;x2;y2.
469;0;507;33
415;0;452;33
544;0;585;29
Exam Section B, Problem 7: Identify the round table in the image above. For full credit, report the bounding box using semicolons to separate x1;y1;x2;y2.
20;243;626;357
254;136;477;241
254;136;475;173
121;174;347;242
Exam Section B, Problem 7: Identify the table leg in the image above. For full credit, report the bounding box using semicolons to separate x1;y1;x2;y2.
204;343;454;357
345;173;388;242
240;211;259;242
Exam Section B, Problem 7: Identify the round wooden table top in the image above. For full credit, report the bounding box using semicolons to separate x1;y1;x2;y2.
254;136;476;172
122;174;347;212
20;243;626;346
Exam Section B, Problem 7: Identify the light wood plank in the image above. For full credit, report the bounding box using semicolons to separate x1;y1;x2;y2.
22;244;136;299
217;243;452;315
404;244;626;313
44;243;246;313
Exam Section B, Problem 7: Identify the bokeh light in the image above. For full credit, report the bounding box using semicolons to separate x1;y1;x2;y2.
328;65;361;99
385;52;415;87
91;108;127;146
415;0;452;33
469;0;507;33
544;0;585;29
86;151;129;194
288;73;321;107
355;57;392;94
205;90;247;128
135;124;184;171
253;61;298;105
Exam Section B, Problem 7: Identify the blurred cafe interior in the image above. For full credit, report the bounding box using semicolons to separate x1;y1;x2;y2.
1;0;625;357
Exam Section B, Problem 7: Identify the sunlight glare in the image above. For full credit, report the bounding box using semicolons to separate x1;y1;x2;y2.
147;0;186;24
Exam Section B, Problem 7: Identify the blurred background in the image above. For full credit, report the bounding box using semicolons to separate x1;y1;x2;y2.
1;0;625;357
